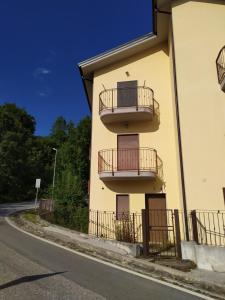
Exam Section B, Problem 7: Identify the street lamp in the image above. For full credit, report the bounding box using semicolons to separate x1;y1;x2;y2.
52;148;58;200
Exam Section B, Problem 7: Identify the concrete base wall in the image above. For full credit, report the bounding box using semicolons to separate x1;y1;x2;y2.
181;241;225;272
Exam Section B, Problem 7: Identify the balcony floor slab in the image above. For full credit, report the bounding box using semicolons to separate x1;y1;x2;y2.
100;106;153;123
99;170;156;181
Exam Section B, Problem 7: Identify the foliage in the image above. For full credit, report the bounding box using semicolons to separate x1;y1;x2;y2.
0;103;91;207
115;220;134;243
0;103;36;202
22;210;39;224
51;116;91;206
40;203;89;233
50;116;68;146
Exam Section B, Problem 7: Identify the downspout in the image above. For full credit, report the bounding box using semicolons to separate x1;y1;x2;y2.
152;1;189;239
171;19;189;241
78;66;92;112
152;0;158;35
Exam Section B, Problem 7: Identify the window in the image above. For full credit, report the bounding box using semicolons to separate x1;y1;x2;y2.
116;194;129;220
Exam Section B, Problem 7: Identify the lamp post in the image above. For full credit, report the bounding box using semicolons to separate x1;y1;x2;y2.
52;148;58;200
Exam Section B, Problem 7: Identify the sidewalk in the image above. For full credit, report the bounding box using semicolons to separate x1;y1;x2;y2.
9;211;225;299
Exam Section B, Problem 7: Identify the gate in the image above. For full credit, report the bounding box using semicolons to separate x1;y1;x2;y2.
142;209;181;258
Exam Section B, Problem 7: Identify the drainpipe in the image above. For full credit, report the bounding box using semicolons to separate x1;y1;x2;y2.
171;20;189;241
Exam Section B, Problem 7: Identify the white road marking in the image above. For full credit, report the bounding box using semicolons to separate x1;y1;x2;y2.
5;216;214;300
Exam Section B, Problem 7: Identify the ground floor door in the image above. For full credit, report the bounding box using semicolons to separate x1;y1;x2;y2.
145;194;167;244
117;134;139;171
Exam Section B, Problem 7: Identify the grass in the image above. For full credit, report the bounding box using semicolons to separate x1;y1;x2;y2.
22;209;39;224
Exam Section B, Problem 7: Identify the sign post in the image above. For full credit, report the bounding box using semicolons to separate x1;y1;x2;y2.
35;179;41;210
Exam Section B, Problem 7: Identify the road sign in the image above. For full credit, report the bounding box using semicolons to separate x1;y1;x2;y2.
35;178;41;189
35;179;41;209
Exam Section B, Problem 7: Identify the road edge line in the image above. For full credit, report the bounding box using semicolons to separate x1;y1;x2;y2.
5;216;213;300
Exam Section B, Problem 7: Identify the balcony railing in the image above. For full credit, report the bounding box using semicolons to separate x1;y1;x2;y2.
98;148;162;180
99;86;159;122
216;46;225;90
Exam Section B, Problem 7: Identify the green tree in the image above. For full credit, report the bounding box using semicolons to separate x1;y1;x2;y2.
0;103;36;202
50;116;68;146
0;102;91;208
75;116;91;201
28;136;55;196
51;116;91;206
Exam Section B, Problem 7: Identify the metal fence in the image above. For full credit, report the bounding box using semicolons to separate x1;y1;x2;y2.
39;199;225;257
189;210;225;247
142;209;181;258
89;210;142;243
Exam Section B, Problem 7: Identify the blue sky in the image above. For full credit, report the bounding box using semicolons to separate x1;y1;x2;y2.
0;0;153;136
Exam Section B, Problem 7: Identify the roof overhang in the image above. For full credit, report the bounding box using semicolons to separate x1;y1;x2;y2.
78;0;171;110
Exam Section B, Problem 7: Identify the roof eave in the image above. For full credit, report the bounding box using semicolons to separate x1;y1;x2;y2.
78;0;170;110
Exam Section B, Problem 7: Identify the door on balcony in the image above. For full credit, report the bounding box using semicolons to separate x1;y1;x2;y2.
117;80;137;107
117;134;139;171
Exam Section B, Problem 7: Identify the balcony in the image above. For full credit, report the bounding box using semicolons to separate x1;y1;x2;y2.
216;46;225;91
98;148;162;181
99;86;159;123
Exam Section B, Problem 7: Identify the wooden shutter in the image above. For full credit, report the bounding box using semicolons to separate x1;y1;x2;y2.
116;195;129;220
117;81;137;107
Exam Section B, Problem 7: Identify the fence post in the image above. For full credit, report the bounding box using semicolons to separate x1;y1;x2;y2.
142;209;149;256
38;199;41;216
191;210;199;244
112;89;114;112
112;150;114;176
132;213;135;243
155;150;158;175
174;209;182;259
97;210;99;238
88;210;90;236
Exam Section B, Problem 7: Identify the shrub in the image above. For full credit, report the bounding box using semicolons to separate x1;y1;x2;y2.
115;219;134;243
40;203;89;234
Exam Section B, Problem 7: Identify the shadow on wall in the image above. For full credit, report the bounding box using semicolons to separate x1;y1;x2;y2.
103;113;160;134
104;177;164;194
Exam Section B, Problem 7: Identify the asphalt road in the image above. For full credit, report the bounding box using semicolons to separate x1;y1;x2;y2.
0;203;208;300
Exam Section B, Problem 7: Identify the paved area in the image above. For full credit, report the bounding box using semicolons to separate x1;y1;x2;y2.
0;203;213;299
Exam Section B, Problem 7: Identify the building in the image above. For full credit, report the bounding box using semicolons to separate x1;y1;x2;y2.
78;0;225;225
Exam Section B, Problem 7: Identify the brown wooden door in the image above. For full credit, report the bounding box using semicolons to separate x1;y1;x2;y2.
117;135;139;171
117;81;137;107
145;194;167;244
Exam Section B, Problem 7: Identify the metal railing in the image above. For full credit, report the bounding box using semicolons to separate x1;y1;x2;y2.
98;148;163;178
89;210;142;243
38;202;225;257
142;209;179;257
190;210;225;247
178;210;225;247
216;46;225;84
99;86;159;114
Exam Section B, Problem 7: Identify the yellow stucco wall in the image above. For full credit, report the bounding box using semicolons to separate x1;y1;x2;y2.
89;42;183;213
172;0;225;210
